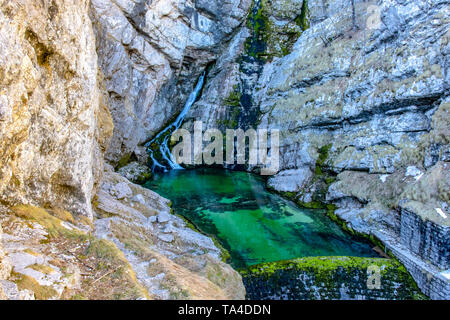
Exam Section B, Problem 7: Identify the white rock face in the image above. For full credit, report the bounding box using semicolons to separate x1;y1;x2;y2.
0;281;35;300
90;0;252;165
110;182;133;200
118;162;151;184
256;0;448;176
0;0;113;218
184;0;449;299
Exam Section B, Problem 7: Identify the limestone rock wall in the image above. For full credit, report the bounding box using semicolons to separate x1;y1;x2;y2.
0;0;251;300
94;165;246;300
90;0;252;166
257;0;449;299
258;0;448;182
242;257;425;300
0;0;113;218
0;224;12;292
189;0;449;299
400;206;449;270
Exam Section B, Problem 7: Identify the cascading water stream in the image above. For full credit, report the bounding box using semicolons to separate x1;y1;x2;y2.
145;72;206;172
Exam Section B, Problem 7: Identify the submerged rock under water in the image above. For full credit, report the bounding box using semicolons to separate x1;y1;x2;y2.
145;168;379;269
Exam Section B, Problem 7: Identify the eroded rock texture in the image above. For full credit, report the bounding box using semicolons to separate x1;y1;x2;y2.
90;0;252;165
0;0;251;301
0;224;12;299
0;0;113;218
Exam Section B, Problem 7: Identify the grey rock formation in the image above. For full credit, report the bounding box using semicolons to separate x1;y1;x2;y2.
256;0;448;177
189;0;449;299
0;0;448;300
90;0;252;165
0;224;11;292
117;161;151;184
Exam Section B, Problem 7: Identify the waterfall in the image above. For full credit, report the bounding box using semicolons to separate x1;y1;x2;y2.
145;72;206;172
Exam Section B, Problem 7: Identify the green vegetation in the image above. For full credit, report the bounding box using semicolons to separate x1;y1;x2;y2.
274;143;336;210
146;168;376;269
175;212;232;263
28;264;56;275
116;153;132;170
245;0;309;60
10;205;149;300
240;256;427;300
217;85;242;129
240;256;392;278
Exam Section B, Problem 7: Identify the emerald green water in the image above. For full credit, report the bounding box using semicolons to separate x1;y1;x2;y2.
144;168;378;268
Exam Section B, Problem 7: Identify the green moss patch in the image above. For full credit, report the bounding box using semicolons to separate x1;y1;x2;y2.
241;256;427;300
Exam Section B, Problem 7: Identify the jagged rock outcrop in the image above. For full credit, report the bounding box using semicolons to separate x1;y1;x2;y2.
185;0;310;134
257;0;448;179
0;0;113;218
0;168;245;300
90;0;252;166
0;0;448;301
254;0;449;299
242;257;425;300
0;204;153;300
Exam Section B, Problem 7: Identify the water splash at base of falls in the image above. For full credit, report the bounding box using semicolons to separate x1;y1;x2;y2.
145;72;206;172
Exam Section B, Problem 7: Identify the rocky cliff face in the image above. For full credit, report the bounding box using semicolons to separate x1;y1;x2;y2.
0;0;113;219
255;0;449;299
186;0;449;299
242;256;425;300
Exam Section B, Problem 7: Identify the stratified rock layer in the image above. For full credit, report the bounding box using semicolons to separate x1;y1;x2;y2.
242;257;425;300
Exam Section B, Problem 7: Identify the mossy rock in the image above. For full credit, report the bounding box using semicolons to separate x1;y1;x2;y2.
241;256;427;300
245;0;309;60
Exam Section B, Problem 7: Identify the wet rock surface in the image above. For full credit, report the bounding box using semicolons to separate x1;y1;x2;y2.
90;0;252;165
